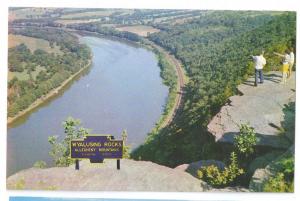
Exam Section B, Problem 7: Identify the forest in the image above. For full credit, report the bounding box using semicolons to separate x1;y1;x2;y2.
131;11;296;179
8;28;91;117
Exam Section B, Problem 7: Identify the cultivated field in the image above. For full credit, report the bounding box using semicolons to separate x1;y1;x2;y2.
8;34;62;54
60;10;115;19
9;8;57;21
55;19;102;25
116;25;160;37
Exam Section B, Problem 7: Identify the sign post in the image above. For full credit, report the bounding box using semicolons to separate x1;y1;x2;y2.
70;135;123;170
117;159;120;170
75;159;79;170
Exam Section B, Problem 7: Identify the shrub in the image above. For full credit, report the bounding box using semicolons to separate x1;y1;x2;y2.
263;156;294;192
33;160;47;169
121;129;131;159
263;173;294;192
197;152;244;187
14;178;25;190
234;123;257;156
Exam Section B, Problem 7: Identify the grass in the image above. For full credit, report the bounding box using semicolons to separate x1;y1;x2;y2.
8;34;62;55
116;25;160;37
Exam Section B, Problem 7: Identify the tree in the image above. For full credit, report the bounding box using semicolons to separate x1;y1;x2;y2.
121;129;131;159
48;117;90;167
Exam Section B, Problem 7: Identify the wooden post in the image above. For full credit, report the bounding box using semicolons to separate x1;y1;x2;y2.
117;159;120;170
75;159;79;170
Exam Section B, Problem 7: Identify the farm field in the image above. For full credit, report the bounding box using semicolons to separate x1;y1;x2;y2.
116;25;160;37
8;34;62;54
60;10;116;19
55;19;102;25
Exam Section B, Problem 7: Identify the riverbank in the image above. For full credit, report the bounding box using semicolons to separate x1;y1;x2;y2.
7;59;92;126
67;27;187;131
10;25;187;132
147;40;186;129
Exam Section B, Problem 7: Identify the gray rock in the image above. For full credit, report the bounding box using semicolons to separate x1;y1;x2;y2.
207;71;295;149
248;151;283;176
7;159;210;191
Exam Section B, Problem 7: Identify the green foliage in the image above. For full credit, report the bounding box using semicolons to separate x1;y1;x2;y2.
263;173;293;192
14;178;25;190
8;28;91;117
197;152;244;187
68;23;141;42
155;50;177;90
33;160;47;169
132;12;296;167
280;157;294;175
234;123;258;156
263;155;294;192
48;117;89;167
121;129;131;159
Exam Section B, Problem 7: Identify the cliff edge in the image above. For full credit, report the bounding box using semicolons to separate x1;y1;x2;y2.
207;71;295;148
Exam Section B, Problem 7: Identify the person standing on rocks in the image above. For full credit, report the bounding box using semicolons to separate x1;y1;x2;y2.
288;48;295;78
274;50;290;84
251;51;266;87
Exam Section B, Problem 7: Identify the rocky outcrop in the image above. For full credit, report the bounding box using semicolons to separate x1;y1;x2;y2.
249;146;294;192
207;72;295;149
7;159;210;191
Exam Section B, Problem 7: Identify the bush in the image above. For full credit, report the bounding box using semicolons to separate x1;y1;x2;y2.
263;156;294;192
263;173;294;192
197;152;244;187
33;160;47;169
234;123;258;156
121;129;131;159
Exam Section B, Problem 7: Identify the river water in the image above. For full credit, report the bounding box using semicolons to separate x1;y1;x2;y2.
7;36;168;176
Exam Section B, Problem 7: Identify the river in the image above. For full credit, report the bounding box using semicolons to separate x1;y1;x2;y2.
7;36;169;176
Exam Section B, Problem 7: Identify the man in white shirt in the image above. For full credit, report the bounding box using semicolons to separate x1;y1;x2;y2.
251;51;267;86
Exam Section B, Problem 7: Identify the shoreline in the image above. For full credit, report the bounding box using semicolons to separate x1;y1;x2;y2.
66;27;186;130
69;28;187;130
9;26;186;131
7;59;92;126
